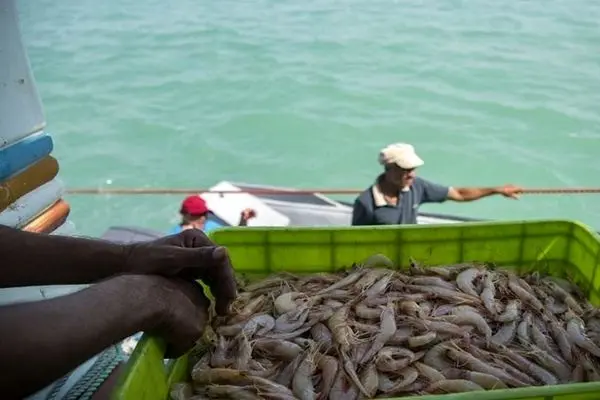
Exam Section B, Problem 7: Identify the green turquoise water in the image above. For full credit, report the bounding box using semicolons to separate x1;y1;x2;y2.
18;0;600;236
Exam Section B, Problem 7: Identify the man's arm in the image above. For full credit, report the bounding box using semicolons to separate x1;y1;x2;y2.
447;187;504;202
0;275;159;399
0;224;128;288
351;199;373;226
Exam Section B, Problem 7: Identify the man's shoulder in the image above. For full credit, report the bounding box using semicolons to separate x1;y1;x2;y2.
412;176;428;187
355;186;373;205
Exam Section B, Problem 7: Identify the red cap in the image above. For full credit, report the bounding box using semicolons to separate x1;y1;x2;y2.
180;195;209;215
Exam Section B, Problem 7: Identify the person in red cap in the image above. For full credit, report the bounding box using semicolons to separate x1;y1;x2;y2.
167;195;256;235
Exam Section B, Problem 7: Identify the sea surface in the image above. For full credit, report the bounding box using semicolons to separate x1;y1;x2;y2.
17;0;600;236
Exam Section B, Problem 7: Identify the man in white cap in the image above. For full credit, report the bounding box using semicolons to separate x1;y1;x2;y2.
351;143;523;225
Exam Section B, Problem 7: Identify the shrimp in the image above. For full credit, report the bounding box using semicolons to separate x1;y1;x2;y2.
403;315;469;338
362;253;395;269
354;267;391;292
446;348;528;387
211;335;234;367
358;363;379;399
423;342;454;371
496;299;521;322
410;276;457;291
364;272;394;298
442;309;492;340
292;348;318;400
274;308;310;333
263;325;313;340
307;305;335;324
442;369;508;390
384;367;419;393
340;350;371;397
414;361;445;382
456;267;483;296
317;354;338;400
243;313;276;337
375;347;417;372
253;338;304;361
243;274;295;292
426;379;485;393
530;320;554;355
203;385;262;400
477;340;558;385
275;352;304;387
491;321;517;346
191;368;250;385
274;292;307;315
170;382;193;400
399;300;421;317
354;303;381;319
479;271;498;315
517;312;532;345
524;344;571;383
566;312;600;357
507;275;544;313
229;295;267;323
402;284;480;304
543;281;584;315
327;305;358;350
408;331;437;348
310;323;333;350
467;344;538;386
315;269;365;295
385;326;413;345
581;353;600;381
360;303;396;364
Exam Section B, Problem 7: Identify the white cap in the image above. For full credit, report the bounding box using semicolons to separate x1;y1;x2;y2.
378;143;424;169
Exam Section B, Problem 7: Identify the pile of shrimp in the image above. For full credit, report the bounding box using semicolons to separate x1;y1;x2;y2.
170;254;600;400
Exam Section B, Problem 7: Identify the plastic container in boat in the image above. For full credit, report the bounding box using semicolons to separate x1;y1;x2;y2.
114;220;600;400
23;199;70;234
0;178;64;228
0;156;58;212
0;133;53;181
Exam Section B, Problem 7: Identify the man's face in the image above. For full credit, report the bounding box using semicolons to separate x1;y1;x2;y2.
385;164;416;188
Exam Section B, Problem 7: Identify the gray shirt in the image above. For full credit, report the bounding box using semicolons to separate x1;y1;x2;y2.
352;176;449;225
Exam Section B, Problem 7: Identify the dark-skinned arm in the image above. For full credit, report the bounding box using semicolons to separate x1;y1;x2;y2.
0;275;159;399
0;224;129;288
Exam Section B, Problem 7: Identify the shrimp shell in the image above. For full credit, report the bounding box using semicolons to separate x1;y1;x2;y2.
456;267;483;297
426;379;484;394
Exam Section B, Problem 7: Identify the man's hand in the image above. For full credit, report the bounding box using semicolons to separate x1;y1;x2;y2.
150;228;214;248
138;275;211;358
499;184;523;199
124;230;236;315
238;208;257;226
241;208;257;222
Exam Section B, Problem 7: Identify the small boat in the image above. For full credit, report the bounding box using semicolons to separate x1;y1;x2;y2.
99;180;482;243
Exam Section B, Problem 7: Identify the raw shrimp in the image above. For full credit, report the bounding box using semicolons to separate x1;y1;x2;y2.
292;348;318;400
274;292;307;315
442;369;508;390
360;303;396;364
426;379;485;393
456;267;483;297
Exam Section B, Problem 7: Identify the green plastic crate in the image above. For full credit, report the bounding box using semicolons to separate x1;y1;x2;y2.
113;219;600;400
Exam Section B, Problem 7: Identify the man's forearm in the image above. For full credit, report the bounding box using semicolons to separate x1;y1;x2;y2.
0;224;128;287
454;187;500;201
0;275;157;399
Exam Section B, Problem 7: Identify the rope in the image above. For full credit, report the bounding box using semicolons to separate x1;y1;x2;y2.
64;187;600;195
